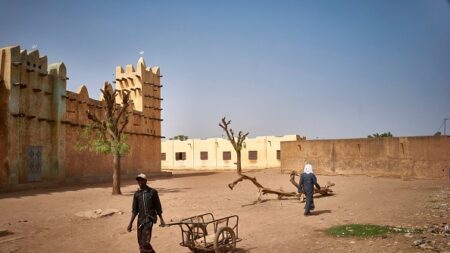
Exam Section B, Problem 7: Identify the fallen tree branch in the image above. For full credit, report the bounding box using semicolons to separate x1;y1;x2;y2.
228;173;300;201
219;117;335;203
227;171;336;202
290;170;335;196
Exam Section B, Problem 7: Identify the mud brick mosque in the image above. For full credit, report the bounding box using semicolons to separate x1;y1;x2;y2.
0;45;163;191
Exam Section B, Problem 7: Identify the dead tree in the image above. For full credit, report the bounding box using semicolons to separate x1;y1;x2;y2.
219;117;300;201
219;117;248;175
84;82;131;195
220;117;335;202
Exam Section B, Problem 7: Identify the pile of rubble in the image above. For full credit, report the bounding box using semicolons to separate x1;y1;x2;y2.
75;208;123;219
411;186;449;252
411;223;450;252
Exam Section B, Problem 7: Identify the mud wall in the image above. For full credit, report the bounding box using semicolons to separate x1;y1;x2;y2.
0;45;162;191
281;136;450;179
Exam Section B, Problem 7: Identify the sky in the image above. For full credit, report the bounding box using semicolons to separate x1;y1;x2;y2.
1;0;449;139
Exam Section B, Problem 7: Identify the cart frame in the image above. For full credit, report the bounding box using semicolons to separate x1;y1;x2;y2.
167;212;241;253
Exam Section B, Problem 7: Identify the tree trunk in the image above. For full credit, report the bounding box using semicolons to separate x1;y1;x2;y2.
236;150;242;175
112;153;122;195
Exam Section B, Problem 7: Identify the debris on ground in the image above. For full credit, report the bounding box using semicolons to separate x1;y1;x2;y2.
75;209;123;218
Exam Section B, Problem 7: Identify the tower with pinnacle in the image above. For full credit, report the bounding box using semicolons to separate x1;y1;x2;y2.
115;57;163;137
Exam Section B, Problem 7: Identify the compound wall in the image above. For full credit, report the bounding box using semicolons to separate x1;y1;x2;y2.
281;136;450;179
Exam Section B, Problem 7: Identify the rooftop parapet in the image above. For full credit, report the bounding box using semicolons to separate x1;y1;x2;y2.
114;57;162;113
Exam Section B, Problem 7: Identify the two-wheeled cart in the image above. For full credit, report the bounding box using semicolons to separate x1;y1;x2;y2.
166;212;240;253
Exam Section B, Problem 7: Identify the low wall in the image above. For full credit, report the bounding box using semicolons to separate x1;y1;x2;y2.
281;136;450;179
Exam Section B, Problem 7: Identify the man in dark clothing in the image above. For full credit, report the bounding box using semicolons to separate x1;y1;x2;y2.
127;173;165;253
298;164;321;216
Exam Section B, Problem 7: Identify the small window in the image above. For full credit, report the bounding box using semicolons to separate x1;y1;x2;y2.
161;153;166;161
249;151;257;160
175;152;186;161
200;151;208;160
276;150;281;160
223;151;231;160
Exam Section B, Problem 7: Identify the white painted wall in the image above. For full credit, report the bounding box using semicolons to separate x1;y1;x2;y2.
161;135;302;171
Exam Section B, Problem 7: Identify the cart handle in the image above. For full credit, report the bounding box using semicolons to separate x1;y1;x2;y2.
164;212;215;226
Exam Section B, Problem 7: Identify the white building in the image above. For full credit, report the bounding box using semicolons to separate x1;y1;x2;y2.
161;135;302;171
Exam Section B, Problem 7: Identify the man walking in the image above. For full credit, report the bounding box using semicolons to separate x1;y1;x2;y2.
298;164;321;216
127;173;165;253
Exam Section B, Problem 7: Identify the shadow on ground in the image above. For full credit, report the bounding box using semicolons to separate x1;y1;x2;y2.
241;198;301;207
121;187;192;196
191;247;255;253
308;209;332;216
0;172;210;199
167;171;218;179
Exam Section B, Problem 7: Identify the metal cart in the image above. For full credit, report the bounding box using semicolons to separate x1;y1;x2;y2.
166;212;241;253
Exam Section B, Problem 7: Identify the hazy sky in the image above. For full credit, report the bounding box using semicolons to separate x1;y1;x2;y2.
1;0;449;139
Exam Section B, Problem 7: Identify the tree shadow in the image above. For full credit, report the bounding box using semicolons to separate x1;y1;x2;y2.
314;193;336;199
121;187;192;196
168;171;218;179
241;197;301;207
241;199;270;207
0;181;116;200
0;171;212;199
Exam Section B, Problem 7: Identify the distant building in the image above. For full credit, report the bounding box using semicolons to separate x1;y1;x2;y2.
0;45;163;191
161;135;303;170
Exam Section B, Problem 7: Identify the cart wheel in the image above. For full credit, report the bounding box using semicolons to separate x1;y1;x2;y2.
214;227;236;253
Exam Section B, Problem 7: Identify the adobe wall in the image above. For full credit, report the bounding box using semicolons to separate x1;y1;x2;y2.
281;136;450;179
62;87;162;180
0;49;8;184
61;58;163;181
0;46;66;188
0;45;162;191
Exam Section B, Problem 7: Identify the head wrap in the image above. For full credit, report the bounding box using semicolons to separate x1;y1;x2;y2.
304;164;313;174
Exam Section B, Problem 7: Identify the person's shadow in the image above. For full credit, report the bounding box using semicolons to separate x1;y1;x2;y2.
309;210;332;216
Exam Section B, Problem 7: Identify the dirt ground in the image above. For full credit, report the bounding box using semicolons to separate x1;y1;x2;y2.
0;169;449;253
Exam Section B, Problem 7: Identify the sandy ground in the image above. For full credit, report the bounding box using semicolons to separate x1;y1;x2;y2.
0;169;449;253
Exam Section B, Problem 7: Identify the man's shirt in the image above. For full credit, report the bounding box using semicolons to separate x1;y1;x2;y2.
132;185;163;225
298;173;320;193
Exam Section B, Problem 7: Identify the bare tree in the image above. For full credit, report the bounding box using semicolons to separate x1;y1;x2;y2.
219;117;334;202
79;82;131;195
219;117;248;175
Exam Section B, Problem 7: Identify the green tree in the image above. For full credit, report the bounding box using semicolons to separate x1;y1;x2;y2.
368;132;393;138
77;82;131;195
171;135;189;141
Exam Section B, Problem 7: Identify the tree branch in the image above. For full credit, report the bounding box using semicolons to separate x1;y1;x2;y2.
219;117;238;149
87;110;102;125
118;117;129;136
114;90;130;130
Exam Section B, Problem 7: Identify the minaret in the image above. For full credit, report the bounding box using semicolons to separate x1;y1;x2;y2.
114;57;162;136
